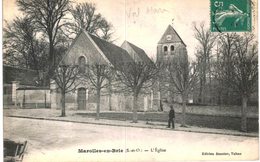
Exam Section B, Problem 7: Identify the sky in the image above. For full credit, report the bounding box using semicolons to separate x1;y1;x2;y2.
3;0;258;60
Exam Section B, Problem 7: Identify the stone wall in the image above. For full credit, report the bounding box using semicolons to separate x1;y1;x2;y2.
50;86;155;112
3;84;12;105
16;88;50;108
162;103;258;118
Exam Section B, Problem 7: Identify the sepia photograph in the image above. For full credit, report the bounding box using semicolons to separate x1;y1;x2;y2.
2;0;259;161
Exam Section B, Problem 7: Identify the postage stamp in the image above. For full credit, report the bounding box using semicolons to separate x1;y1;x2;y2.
210;0;252;32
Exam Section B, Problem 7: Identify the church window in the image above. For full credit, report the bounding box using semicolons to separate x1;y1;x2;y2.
78;56;86;73
170;45;174;54
163;46;168;55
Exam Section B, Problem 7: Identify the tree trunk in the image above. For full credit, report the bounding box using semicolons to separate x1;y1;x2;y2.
61;91;66;117
109;93;112;111
181;94;187;127
227;91;231;105
96;88;101;120
158;82;161;111
48;41;55;77
109;81;112;111
201;78;206;104
241;95;248;132
132;93;138;123
198;77;203;103
44;90;47;108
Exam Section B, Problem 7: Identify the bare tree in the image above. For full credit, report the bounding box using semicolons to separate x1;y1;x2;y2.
193;22;216;104
216;33;258;132
17;0;71;73
115;62;159;123
165;48;198;127
231;34;257;132
53;65;78;117
68;2;114;41
84;64;114;120
214;33;238;105
3;17;48;71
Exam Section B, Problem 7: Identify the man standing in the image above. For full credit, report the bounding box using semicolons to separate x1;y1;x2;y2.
167;105;175;129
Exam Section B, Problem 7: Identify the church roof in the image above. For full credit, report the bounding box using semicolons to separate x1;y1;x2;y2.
158;25;186;46
121;41;154;64
88;33;134;66
59;30;134;68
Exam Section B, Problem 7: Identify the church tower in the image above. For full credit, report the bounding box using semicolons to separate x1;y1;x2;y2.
155;25;187;106
156;25;186;63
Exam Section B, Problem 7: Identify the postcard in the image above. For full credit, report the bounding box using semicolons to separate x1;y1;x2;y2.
3;0;258;161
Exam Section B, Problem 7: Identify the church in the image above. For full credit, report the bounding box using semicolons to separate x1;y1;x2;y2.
49;24;187;111
5;24;187;111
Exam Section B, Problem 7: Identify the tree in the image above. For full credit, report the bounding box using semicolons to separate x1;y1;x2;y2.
3;17;48;72
17;0;71;73
68;2;114;41
216;33;258;132
85;63;114;120
214;33;238;105
193;22;216;104
165;48;198;127
115;62;159;123
53;65;78;117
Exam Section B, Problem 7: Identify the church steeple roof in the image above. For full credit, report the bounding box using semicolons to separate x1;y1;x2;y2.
158;25;186;46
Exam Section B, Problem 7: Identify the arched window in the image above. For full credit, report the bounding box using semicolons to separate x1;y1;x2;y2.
78;56;86;73
163;46;168;55
170;45;174;55
170;45;174;51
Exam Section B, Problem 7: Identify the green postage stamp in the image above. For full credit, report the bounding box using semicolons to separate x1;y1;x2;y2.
210;0;251;32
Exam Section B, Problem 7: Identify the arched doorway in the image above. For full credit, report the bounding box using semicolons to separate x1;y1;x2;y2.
78;88;86;110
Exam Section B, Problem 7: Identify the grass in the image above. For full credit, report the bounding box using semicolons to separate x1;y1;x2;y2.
76;111;259;132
